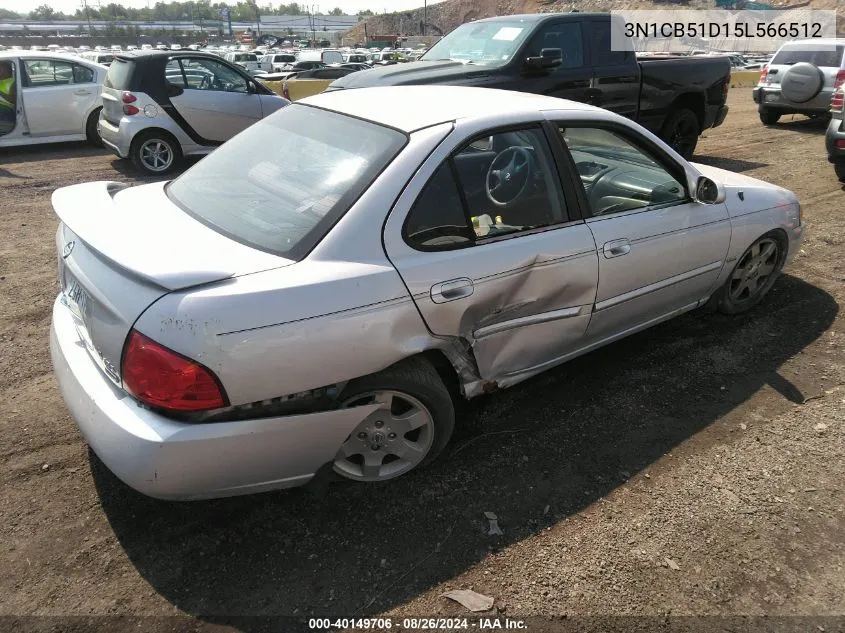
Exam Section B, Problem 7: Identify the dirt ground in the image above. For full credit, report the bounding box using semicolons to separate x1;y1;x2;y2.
0;89;843;633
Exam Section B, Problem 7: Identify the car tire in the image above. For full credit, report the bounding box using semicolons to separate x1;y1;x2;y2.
85;108;103;147
130;130;182;175
661;108;700;160
332;357;455;483
834;161;845;183
759;108;781;125
708;231;786;315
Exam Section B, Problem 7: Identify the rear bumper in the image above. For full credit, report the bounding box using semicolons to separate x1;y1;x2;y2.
97;117;132;159
753;85;835;113
50;296;378;500
705;104;729;129
825;116;845;160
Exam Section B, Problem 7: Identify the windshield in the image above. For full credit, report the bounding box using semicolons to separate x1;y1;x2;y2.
167;105;407;259
772;45;844;67
420;20;533;66
235;53;257;62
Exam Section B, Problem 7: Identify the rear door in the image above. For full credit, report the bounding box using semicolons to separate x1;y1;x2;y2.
168;56;262;142
21;58;96;136
584;17;640;121
383;123;599;381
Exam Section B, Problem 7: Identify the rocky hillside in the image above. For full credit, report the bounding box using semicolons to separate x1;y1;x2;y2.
345;0;843;40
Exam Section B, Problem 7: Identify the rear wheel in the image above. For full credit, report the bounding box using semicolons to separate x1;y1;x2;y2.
85;108;102;147
661;108;700;160
834;161;845;183
759;108;781;125
130;130;181;175
709;233;786;315
332;357;455;483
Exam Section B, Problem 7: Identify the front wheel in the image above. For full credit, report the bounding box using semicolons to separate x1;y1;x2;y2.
661;108;700;160
130;130;181;175
709;233;786;315
333;357;455;483
759;108;781;125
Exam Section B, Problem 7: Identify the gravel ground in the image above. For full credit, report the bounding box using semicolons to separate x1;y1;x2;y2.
0;89;843;633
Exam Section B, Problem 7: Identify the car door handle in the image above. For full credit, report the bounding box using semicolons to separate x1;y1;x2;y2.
603;238;631;258
73;89;92;96
430;278;474;303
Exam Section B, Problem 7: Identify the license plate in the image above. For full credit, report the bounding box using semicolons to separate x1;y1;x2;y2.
63;271;94;335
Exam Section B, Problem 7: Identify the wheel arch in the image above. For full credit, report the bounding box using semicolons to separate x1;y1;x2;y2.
667;91;706;129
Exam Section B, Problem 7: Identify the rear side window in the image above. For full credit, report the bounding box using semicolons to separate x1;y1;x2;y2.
590;19;629;66
167;105;407;260
104;58;135;89
772;45;844;68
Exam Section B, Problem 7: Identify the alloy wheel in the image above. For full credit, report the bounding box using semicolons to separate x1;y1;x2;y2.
139;139;174;173
729;237;781;303
334;390;435;482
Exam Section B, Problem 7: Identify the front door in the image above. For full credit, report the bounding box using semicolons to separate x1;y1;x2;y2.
501;20;592;104
21;58;95;137
383;125;599;381
0;58;18;136
167;57;262;143
552;123;732;341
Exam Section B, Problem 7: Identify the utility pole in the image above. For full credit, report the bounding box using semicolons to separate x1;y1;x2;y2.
423;0;426;36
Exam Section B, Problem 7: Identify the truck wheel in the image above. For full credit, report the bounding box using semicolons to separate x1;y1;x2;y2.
759;108;781;125
661;108;699;160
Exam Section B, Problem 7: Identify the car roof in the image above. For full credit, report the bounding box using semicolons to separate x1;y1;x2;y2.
303;86;601;133
778;38;845;47
0;50;100;64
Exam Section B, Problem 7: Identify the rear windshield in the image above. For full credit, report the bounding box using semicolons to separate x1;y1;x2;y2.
97;54;114;64
167;105;407;259
275;54;296;62
234;53;257;62
772;45;844;68
103;58;134;88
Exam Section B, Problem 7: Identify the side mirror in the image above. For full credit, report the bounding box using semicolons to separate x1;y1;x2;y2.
524;47;563;71
166;83;183;97
695;176;726;204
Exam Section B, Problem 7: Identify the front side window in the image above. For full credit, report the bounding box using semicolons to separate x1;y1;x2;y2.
180;58;248;93
404;127;568;251
524;22;584;68
167;105;407;259
559;126;687;217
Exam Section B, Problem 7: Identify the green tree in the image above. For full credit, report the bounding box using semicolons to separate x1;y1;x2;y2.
29;4;60;20
358;8;373;16
0;8;22;19
329;6;343;15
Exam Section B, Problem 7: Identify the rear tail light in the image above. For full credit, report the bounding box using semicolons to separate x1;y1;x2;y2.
835;69;845;90
836;139;845;149
832;89;844;112
121;330;228;412
722;80;729;100
759;67;769;85
121;91;139;115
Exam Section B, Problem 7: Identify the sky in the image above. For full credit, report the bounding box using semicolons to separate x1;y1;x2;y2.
6;0;429;17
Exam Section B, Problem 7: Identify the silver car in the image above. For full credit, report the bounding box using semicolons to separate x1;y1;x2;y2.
98;51;288;175
753;39;845;124
51;86;804;500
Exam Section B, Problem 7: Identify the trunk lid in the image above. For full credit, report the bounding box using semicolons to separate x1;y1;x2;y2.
54;181;293;384
101;56;136;125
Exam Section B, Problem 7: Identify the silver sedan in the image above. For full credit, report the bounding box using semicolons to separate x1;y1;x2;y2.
50;86;804;500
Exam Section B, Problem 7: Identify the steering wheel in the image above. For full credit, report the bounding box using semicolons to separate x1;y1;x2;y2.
486;146;533;208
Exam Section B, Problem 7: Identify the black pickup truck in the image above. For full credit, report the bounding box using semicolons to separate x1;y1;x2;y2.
329;13;730;158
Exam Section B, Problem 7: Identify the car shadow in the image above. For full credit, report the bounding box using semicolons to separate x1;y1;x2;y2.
91;274;837;629
692;155;768;173
0;141;109;165
109;156;199;182
766;116;830;134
